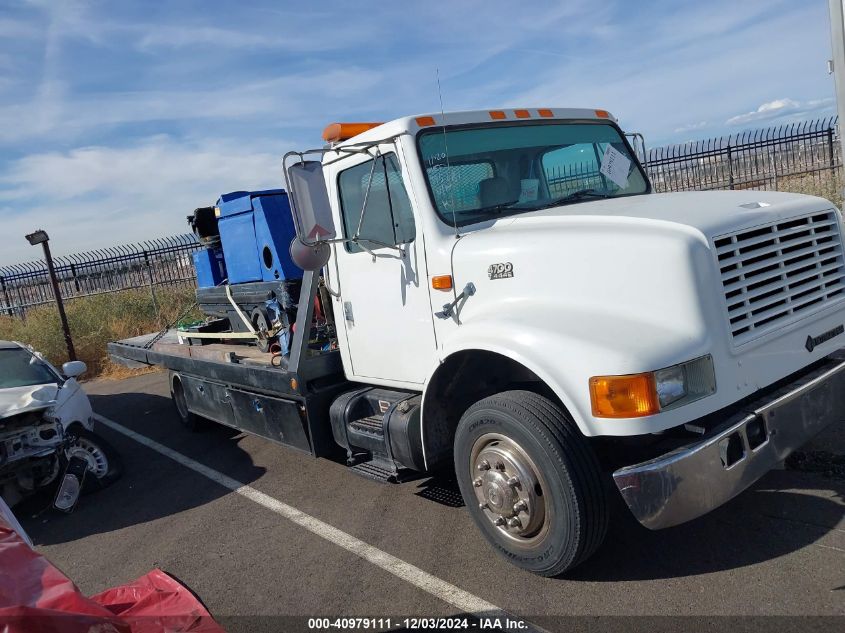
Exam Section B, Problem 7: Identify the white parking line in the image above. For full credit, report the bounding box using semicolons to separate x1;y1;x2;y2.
94;414;545;631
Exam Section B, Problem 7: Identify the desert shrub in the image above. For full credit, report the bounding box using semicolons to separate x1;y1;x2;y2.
777;170;844;209
0;285;200;377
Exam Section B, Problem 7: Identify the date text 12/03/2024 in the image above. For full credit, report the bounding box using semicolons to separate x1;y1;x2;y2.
307;617;529;630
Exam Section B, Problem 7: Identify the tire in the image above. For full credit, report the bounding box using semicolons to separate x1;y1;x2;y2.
66;428;123;492
170;373;205;431
454;390;608;576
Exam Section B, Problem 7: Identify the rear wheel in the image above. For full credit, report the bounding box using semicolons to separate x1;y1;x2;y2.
454;390;608;576
170;373;205;431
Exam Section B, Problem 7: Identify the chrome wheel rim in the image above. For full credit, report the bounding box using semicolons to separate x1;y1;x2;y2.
469;432;550;546
68;437;109;479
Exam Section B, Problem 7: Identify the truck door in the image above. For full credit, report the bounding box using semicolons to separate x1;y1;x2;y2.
330;149;436;385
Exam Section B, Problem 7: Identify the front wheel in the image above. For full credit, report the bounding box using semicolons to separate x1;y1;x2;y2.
66;428;123;492
454;390;608;576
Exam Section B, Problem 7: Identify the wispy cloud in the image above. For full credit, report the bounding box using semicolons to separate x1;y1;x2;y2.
0;0;836;262
0;17;42;39
0;67;384;143
0;135;289;263
674;121;708;134
725;97;835;126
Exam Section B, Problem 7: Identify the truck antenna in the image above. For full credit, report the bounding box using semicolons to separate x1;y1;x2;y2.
436;68;460;237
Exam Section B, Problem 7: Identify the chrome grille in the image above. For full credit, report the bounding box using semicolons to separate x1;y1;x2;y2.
714;211;845;342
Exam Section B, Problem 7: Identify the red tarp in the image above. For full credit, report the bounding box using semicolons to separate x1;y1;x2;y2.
0;517;225;633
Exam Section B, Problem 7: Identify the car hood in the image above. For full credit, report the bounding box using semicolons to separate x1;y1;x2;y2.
498;190;836;237
0;384;59;420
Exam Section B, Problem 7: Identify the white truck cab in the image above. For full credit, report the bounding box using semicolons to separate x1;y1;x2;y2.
288;108;845;573
114;107;845;576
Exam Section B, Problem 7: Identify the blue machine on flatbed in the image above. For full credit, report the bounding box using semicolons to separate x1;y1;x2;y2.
187;189;305;353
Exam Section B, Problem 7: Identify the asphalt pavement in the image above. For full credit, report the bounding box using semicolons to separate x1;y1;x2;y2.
16;370;845;632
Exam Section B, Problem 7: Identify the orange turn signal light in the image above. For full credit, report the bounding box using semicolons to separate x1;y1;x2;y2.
322;122;384;143
431;275;453;291
589;373;659;418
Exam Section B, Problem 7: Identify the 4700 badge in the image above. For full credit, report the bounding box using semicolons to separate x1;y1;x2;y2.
488;262;514;280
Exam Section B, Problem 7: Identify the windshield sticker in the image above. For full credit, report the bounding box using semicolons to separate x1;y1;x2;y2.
599;145;631;189
518;178;539;203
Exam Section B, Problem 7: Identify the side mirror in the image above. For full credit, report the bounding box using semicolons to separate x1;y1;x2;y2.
62;361;87;378
289;238;331;271
285;160;338;271
286;160;337;244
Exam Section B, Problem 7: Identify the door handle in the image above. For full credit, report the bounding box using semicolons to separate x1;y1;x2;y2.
435;283;476;319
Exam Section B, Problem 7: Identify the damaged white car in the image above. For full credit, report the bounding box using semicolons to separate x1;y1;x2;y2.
0;340;121;508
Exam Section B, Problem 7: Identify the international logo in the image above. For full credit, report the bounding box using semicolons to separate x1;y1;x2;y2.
805;324;844;352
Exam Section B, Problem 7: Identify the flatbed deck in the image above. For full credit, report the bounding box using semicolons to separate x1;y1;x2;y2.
107;271;352;459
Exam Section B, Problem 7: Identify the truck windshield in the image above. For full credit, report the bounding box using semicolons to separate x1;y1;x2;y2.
418;121;649;227
0;348;58;389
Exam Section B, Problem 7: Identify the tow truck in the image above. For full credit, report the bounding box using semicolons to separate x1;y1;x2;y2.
109;108;845;575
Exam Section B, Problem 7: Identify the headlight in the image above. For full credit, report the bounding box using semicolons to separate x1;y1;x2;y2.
654;364;686;408
589;355;716;418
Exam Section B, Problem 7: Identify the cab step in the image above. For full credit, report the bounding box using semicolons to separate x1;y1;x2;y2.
330;387;425;481
349;461;421;484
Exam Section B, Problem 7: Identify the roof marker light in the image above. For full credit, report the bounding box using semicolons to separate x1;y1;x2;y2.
415;116;436;127
594;110;611;119
538;109;554;118
322;122;384;143
489;110;507;120
514;109;531;119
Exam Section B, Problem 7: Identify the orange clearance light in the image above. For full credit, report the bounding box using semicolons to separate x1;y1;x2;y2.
415;116;436;127
589;373;659;418
322;122;384;143
514;109;531;119
431;275;453;291
594;109;611;119
489;110;507;120
538;108;554;118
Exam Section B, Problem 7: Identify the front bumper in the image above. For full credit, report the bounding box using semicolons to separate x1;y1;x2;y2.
613;351;845;529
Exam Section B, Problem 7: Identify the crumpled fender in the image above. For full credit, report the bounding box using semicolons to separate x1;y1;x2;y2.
0;385;58;420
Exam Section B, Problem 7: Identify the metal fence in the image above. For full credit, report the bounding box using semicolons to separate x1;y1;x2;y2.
646;116;841;192
0;234;201;316
1;117;842;317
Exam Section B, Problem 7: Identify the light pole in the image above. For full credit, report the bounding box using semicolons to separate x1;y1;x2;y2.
25;230;76;362
828;0;845;200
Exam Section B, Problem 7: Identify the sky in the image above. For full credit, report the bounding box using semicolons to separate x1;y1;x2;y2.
0;0;838;265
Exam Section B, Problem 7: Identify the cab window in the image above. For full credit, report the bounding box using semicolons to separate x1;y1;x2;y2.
338;153;416;253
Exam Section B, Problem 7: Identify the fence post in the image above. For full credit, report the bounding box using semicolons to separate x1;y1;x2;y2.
143;251;160;321
15;285;26;321
0;277;12;316
770;149;778;191
69;262;80;292
726;144;735;189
